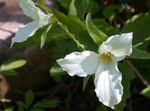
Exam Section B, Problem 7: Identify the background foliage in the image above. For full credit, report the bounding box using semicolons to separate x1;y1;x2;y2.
1;0;150;111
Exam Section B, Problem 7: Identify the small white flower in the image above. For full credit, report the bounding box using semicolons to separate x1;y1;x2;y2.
57;33;133;109
11;0;53;45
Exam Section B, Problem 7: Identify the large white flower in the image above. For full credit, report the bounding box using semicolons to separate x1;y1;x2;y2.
11;0;53;45
57;33;133;109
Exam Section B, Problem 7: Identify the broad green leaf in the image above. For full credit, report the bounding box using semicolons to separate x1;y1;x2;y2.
34;99;58;108
40;24;52;48
74;0;90;19
89;1;100;16
115;63;134;111
93;18;119;36
25;90;34;108
103;4;123;18
69;0;77;16
46;23;67;41
73;0;98;20
56;0;71;9
129;48;150;59
86;13;108;45
61;24;85;50
122;13;150;47
50;39;76;59
0;60;26;72
140;85;150;98
51;9;97;51
133;36;150;48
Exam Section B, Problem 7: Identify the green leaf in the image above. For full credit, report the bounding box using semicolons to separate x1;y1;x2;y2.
93;18;119;36
83;75;91;91
140;85;150;98
69;0;77;16
103;4;123;18
30;108;45;111
85;13;108;45
4;107;14;111
25;90;34;108
0;59;26;72
17;101;26;111
40;24;52;48
17;101;26;108
34;99;58;108
50;65;65;82
46;23;67;41
129;48;150;59
0;70;17;76
74;0;90;19
122;13;150;47
36;0;51;13
115;63;134;111
51;9;97;51
56;0;71;9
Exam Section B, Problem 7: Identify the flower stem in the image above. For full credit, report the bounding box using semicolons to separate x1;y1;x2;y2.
124;59;149;86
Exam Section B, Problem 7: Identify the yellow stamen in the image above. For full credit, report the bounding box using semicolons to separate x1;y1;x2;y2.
100;52;112;63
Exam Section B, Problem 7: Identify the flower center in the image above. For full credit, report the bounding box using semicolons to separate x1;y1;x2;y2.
100;52;112;63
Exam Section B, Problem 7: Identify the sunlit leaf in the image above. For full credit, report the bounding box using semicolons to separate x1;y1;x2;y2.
140;85;150;98
41;24;52;48
4;107;14;111
0;59;26;72
50;65;65;81
86;13;107;45
69;0;77;16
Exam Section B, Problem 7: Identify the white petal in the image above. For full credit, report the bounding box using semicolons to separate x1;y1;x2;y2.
19;0;52;25
99;33;133;60
57;51;99;77
94;62;123;108
19;0;41;20
38;13;53;27
12;21;38;45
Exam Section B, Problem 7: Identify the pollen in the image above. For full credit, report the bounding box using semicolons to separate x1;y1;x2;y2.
100;52;112;63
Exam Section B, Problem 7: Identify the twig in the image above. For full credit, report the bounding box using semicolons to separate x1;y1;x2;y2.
124;59;149;86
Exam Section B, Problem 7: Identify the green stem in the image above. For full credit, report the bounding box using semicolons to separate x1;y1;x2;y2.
124;59;149;86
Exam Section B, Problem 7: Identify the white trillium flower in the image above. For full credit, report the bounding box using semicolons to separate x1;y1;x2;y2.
57;33;133;109
11;0;53;45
